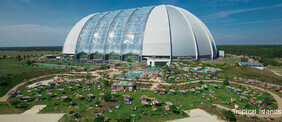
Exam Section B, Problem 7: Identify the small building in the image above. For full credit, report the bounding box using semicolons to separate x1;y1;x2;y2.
145;57;171;67
110;64;116;69
219;50;225;57
111;81;134;91
238;62;263;70
43;54;57;59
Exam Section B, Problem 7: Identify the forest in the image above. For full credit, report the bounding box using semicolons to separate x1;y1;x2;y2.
217;45;281;66
0;46;62;51
217;45;281;58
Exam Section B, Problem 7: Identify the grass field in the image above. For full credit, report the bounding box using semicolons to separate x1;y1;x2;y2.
0;59;44;76
0;51;60;59
202;55;240;64
5;78;275;122
0;103;25;114
218;65;282;85
0;59;67;97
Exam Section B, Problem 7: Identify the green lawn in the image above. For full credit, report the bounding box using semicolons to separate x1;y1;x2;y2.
0;59;41;76
5;78;275;121
201;55;240;64
0;59;67;97
218;65;282;85
0;103;24;114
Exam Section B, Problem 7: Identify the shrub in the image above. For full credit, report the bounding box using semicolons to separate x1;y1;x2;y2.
104;80;109;86
240;57;248;62
69;111;74;114
64;97;72;102
94;116;104;122
199;80;204;84
121;117;131;122
223;79;229;85
170;105;180;114
262;92;274;105
104;92;112;102
11;99;21;106
223;110;236;121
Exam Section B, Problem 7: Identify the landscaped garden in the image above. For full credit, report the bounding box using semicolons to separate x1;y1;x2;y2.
4;73;277;121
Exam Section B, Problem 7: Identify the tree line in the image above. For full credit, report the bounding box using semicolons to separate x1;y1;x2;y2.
0;46;62;51
218;45;281;66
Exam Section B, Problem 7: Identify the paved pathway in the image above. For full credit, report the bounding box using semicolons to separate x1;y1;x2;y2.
0;105;64;122
0;114;65;122
27;79;53;88
168;109;224;122
22;105;47;114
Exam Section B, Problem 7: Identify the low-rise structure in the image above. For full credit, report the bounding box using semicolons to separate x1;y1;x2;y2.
238;62;263;70
111;81;134;91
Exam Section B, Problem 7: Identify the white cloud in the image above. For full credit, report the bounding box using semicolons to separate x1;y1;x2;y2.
0;24;69;47
215;18;282;26
204;4;282;19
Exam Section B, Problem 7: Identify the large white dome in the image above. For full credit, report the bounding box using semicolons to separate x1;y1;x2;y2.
62;5;217;60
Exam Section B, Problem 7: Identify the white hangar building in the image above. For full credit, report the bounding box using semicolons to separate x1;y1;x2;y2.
62;5;217;62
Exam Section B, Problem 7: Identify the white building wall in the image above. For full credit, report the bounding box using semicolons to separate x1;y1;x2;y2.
177;7;212;57
166;5;197;57
142;5;171;56
62;14;95;54
62;5;217;60
219;50;224;57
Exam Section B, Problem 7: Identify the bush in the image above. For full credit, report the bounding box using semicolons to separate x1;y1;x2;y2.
262;92;274;105
170;105;180;114
104;92;112;102
11;99;21;106
0;80;10;86
223;79;229;85
69;111;74;114
223;110;236;121
94;116;104;122
199;80;204;84
104;80;109;86
121;117;130;122
240;57;248;62
126;58;132;62
64;97;72;102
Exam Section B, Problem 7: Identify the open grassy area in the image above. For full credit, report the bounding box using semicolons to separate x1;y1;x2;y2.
218;65;282;85
0;59;67;97
0;59;45;76
5;77;276;122
202;55;240;64
0;103;24;114
0;51;60;59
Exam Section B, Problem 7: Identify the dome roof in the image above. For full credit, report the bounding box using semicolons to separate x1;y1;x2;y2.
62;5;217;60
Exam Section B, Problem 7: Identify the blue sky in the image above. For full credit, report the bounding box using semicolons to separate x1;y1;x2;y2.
0;0;281;47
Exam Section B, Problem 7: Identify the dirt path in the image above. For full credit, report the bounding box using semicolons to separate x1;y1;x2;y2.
150;83;159;90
